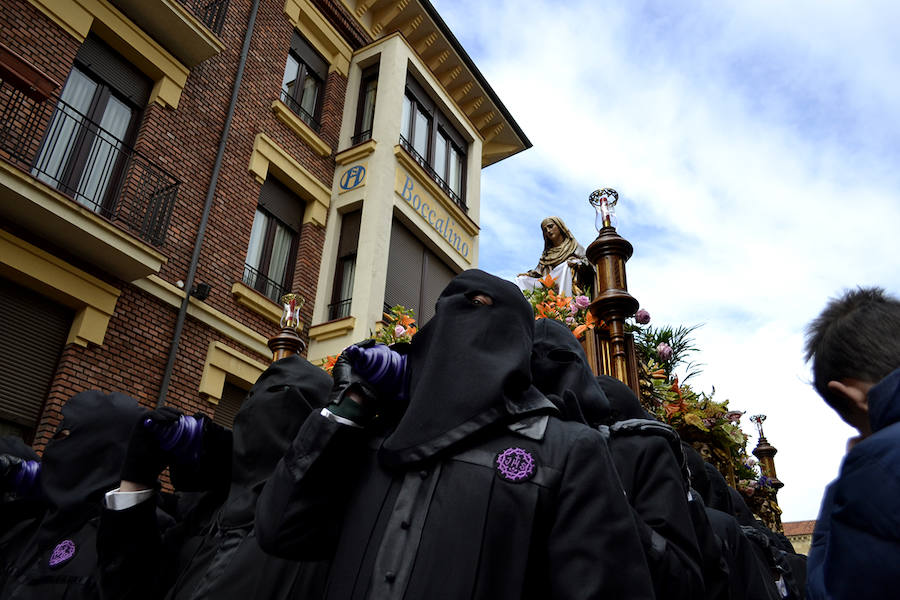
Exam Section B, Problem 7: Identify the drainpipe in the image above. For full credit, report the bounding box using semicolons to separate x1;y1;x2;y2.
157;0;261;406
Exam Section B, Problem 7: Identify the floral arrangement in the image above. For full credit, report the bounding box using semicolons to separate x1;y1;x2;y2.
521;274;598;338
631;318;782;530
320;305;418;375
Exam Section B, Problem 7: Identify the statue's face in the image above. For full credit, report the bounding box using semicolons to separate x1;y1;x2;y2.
543;221;564;246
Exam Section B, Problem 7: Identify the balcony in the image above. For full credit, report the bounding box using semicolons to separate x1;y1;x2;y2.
176;0;230;35
242;262;287;304
327;297;352;321
109;0;227;67
0;76;175;281
399;135;466;212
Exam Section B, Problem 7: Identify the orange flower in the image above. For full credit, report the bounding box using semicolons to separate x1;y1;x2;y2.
573;324;588;338
322;354;338;374
405;326;417;336
539;274;557;289
584;311;598;327
399;314;416;327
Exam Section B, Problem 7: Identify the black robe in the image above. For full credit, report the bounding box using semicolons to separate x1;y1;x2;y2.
258;270;654;599
530;319;702;599
98;353;333;600
1;391;145;600
698;460;779;600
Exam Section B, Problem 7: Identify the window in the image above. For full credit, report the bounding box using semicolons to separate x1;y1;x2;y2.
281;31;328;132
399;75;467;210
328;210;361;320
243;178;303;303
383;218;457;324
32;36;149;215
352;66;378;145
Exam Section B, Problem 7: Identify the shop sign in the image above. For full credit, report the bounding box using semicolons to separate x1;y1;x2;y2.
395;169;473;262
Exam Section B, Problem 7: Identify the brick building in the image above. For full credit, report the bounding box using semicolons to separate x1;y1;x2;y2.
0;0;529;448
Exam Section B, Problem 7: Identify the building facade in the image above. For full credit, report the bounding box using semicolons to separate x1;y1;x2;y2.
0;0;528;447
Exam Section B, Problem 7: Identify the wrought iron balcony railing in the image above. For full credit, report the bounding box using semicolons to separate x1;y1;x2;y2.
280;89;321;133
0;77;181;247
327;297;352;321
177;0;230;35
242;262;287;304
398;135;466;212
351;130;372;146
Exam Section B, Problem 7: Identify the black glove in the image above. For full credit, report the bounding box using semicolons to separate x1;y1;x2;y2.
327;340;381;424
1;454;25;491
170;413;233;493
120;406;182;487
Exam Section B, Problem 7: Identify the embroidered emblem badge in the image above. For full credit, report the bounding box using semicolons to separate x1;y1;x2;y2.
49;539;76;568
496;447;536;482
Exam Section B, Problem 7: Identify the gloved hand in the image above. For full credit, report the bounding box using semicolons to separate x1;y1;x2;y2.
327;340;381;425
1;454;25;491
120;406;182;487
170;413;232;493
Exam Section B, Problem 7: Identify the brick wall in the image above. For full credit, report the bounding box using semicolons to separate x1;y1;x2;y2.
3;0;354;448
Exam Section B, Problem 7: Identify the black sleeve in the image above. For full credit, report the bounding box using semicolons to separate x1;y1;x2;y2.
98;499;171;600
614;435;705;600
547;428;655;599
255;411;367;560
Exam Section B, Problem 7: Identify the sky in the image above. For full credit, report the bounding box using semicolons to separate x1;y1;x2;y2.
434;0;900;522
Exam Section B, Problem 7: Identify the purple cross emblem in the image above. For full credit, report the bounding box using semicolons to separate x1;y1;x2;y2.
496;447;536;483
49;539;76;568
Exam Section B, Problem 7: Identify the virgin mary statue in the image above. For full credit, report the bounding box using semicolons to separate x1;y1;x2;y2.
515;216;593;297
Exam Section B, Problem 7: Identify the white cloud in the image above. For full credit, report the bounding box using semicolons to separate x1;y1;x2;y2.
436;0;900;520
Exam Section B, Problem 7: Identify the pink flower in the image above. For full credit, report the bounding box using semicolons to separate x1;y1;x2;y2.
657;342;673;361
565;316;575;324
574;295;591;309
394;325;406;337
568;304;578;316
635;308;651;324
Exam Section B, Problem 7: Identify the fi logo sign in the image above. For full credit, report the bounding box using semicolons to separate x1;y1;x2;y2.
339;164;366;192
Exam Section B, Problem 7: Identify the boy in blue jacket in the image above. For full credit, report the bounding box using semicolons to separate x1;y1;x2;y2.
804;287;900;599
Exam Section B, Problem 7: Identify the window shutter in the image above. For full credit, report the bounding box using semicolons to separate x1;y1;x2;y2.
258;177;304;232
420;251;457;323
213;382;247;429
75;35;151;106
336;210;361;257
0;279;72;440
384;219;424;317
290;32;328;80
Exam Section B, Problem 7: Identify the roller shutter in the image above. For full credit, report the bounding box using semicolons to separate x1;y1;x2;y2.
0;279;72;441
213;381;246;429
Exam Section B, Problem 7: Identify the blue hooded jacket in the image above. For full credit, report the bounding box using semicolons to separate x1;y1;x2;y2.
807;367;900;599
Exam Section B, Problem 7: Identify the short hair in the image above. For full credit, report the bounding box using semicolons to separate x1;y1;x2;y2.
805;287;900;411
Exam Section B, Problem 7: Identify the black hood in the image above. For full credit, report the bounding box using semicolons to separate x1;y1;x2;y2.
380;269;554;468
0;436;38;460
704;462;735;515
40;391;144;541
728;486;755;526
596;375;653;423
219;354;331;529
531;318;609;427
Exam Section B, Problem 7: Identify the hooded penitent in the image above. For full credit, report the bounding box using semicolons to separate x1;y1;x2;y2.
596;374;655;422
162;353;333;600
218;353;332;529
531;318;609;427
39;391;144;544
379;269;553;468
